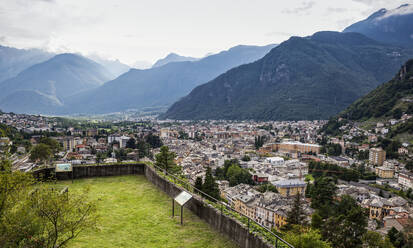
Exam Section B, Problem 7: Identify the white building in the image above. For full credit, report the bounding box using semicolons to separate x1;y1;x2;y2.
398;171;413;189
266;157;284;166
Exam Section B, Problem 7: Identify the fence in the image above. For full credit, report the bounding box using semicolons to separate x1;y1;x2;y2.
149;164;294;248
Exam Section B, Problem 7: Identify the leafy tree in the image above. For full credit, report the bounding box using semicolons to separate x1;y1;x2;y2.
241;155;251;162
155;146;177;172
284;226;331;248
226;164;253;186
30;144;52;163
194;176;203;192
310;177;337;215
387;227;406;248
96;152;105;164
322;195;368;248
363;231;395;248
0;158;97;248
257;183;278;193
284;193;306;230
311;212;323;230
145;133;163;148
125;138;136;149
39;137;61;154
202;167;220;200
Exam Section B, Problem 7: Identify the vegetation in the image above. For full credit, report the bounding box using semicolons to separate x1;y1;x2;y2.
0;158;97;248
308;177;369;248
341;60;413;121
155;146;179;173
309;161;376;182
202;167;220;200
254;136;266;150
53;176;237;248
215;159;253;186
164;32;413;121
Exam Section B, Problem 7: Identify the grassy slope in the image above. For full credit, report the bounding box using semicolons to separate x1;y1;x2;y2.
54;176;237;248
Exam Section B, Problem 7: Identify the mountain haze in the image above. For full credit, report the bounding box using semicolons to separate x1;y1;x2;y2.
61;44;277;114
163;32;413;121
0;45;53;83
152;53;198;68
0;53;112;114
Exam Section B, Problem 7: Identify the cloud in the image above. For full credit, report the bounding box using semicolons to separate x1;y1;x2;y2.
0;36;6;42
265;31;295;37
282;1;316;15
327;7;348;13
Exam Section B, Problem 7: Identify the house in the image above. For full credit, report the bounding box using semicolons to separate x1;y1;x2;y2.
274;179;306;197
375;166;395;179
398;171;413;189
252;173;269;184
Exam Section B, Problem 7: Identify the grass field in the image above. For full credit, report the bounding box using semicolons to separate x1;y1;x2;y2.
54;176;238;248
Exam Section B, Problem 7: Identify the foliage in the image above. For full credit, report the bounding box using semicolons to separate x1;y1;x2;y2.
145;133;163;148
215;159;254;186
241;155;251;162
0;158;97;248
340;60;413;121
309;160;363;182
30;143;52;163
320;143;342;156
254;136;265;150
283;226;331;248
164;33;413;121
125;138;136;149
309;176;337;216
256;183;278;193
363;231;395;248
155;146;178;173
194;176;203;192
202;167;220;200
284;194;307;230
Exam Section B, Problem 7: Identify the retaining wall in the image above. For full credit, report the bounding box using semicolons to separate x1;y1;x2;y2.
33;163;274;248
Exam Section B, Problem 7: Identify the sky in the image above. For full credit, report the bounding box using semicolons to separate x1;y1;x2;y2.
0;0;412;66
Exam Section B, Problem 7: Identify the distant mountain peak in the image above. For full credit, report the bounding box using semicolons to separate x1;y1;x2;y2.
152;53;198;68
344;5;413;47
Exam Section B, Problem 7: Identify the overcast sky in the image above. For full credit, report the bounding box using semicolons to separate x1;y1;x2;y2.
0;0;412;66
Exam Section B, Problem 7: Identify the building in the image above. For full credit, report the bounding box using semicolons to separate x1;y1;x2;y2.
398;171;413;189
369;148;386;166
60;137;75;152
272;142;321;155
375;166;395;179
266;157;284;166
119;136;131;148
252;173;269;184
274;179;306;197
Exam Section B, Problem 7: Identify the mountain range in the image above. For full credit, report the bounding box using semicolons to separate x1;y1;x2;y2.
152;53;198;68
0;54;112;114
344;4;413;48
0;45;53;83
163;31;413;120
60;44;277;114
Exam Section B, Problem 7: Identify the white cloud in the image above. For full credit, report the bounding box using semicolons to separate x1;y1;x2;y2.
1;0;412;64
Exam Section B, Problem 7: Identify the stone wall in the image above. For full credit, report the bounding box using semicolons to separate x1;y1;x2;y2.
33;163;275;248
144;165;274;248
33;163;145;180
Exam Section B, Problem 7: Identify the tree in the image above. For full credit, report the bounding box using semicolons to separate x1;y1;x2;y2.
284;227;331;248
125;138;136;149
254;136;265;150
387;227;406;248
322;195;368;248
311;212;323;230
194;176;203;192
241;155;251;162
363;231;395;248
30;144;52;163
202;167;220;200
284;193;307;230
310;177;337;215
39;137;61;154
145;133;163;148
0;158;97;248
96;152;105;164
155;146;177;172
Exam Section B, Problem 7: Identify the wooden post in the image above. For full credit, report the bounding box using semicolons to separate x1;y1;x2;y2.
180;206;183;225
172;199;174;217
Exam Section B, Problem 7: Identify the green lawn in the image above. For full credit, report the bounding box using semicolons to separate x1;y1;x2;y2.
54;176;238;248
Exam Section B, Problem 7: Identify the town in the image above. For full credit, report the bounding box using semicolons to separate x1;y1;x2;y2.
2;110;413;245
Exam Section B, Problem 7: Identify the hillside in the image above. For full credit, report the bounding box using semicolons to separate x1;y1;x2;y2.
0;45;53;82
339;59;413;121
152;53;198;68
0;53;112;114
61;44;277;114
163;32;413;121
344;4;413;48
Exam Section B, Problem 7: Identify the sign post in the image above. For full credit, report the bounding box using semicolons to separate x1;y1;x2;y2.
55;163;73;183
172;191;192;225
